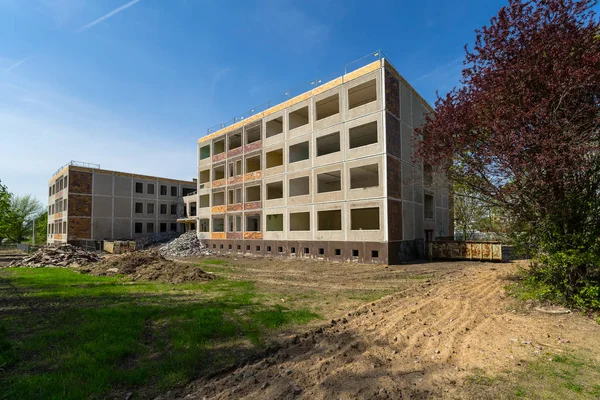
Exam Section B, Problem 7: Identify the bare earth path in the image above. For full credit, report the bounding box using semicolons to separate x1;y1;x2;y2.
172;261;600;399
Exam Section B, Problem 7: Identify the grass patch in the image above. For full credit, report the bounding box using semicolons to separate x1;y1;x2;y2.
466;353;600;399
0;268;319;400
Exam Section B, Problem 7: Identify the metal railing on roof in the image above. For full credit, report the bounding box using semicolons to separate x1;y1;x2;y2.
205;50;390;136
53;160;100;177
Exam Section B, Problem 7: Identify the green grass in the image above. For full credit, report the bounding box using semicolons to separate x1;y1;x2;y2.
466;353;600;399
0;267;320;400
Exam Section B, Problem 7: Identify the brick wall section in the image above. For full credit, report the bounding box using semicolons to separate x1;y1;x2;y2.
68;170;92;194
68;218;91;240
387;157;402;199
388;199;403;240
386;114;402;160
385;68;400;118
68;194;92;217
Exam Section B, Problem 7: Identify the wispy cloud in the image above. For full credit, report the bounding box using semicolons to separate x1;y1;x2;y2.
6;58;27;73
414;56;463;82
76;0;142;32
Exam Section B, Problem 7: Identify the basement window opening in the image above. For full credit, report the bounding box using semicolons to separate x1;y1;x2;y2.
316;132;340;157
349;121;378;149
289;141;310;163
246;245;251;251
289;176;309;197
317;171;341;193
289;106;309;130
319;248;324;255
290;212;310;231
278;246;283;253
256;246;261;251
200;145;210;160
348;79;377;109
304;247;309;254
266;116;283;138
350;164;379;189
316;94;339;120
371;250;379;258
352;249;359;257
335;248;341;256
317;209;342;231
237;245;241;250
266;181;283;200
291;247;296;254
246;125;261;144
267;246;272;252
266;148;283;168
228;244;232;250
351;207;380;230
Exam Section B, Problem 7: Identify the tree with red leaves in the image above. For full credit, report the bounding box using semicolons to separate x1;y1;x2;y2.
416;0;600;308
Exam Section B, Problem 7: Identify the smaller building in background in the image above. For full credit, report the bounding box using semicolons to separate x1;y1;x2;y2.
47;161;196;245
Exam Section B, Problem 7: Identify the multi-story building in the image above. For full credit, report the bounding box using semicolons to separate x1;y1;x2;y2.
186;54;452;264
47;161;196;245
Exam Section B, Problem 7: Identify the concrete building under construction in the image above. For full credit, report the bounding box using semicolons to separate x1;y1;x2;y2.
47;161;196;245
184;54;453;264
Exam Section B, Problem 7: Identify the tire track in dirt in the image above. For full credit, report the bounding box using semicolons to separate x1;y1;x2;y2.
167;263;600;400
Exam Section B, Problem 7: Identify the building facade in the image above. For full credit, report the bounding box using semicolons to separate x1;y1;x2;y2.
186;57;452;264
47;162;196;245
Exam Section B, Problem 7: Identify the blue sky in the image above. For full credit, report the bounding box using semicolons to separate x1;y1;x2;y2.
0;0;506;202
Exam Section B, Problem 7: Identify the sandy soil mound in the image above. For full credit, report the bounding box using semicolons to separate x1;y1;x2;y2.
80;251;215;284
172;262;600;399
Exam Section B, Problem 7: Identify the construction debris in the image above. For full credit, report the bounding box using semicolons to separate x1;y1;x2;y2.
6;244;101;268
81;251;214;284
157;231;211;258
135;232;179;249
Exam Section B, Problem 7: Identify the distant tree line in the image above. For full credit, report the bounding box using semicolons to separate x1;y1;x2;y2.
0;180;46;244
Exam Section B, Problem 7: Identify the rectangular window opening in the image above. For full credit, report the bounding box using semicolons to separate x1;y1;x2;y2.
266;149;283;169
213;165;225;181
317;171;341;193
266;116;283;138
316;94;339;120
246;215;260;231
424;194;434;219
171;186;178;196
199;169;210;184
214;139;225;155
212;217;225;232
352;249;359;257
266;214;284;231
351;207;380;230
160;223;167;233
267;246;272;252
371;250;379;258
278;246;283;253
228;133;242;150
213;192;225;206
289;176;309;197
199;194;209;208
135;223;142;233
349;121;378;149
266;181;283;200
246;186;261;202
256;245;261;251
160;204;167;214
200;145;210;160
147;223;154;233
246;155;261;173
350;164;379;189
291;247;296;254
200;219;209;232
135;203;143;214
246;245;251;251
289;106;309;130
335;248;341;256
147;184;155;195
147;203;154;214
304;247;309;254
290;212;310;231
246;126;261;144
348;79;377;109
318;248;324;255
135;182;143;193
317;209;342;231
316;132;340;157
289;141;309;163
160;185;167;196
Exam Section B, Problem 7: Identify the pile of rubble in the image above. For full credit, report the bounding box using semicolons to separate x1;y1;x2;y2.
6;244;101;268
81;251;215;284
158;231;212;258
135;232;179;249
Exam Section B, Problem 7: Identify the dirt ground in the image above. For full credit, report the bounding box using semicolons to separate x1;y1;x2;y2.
80;251;215;284
162;259;600;400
